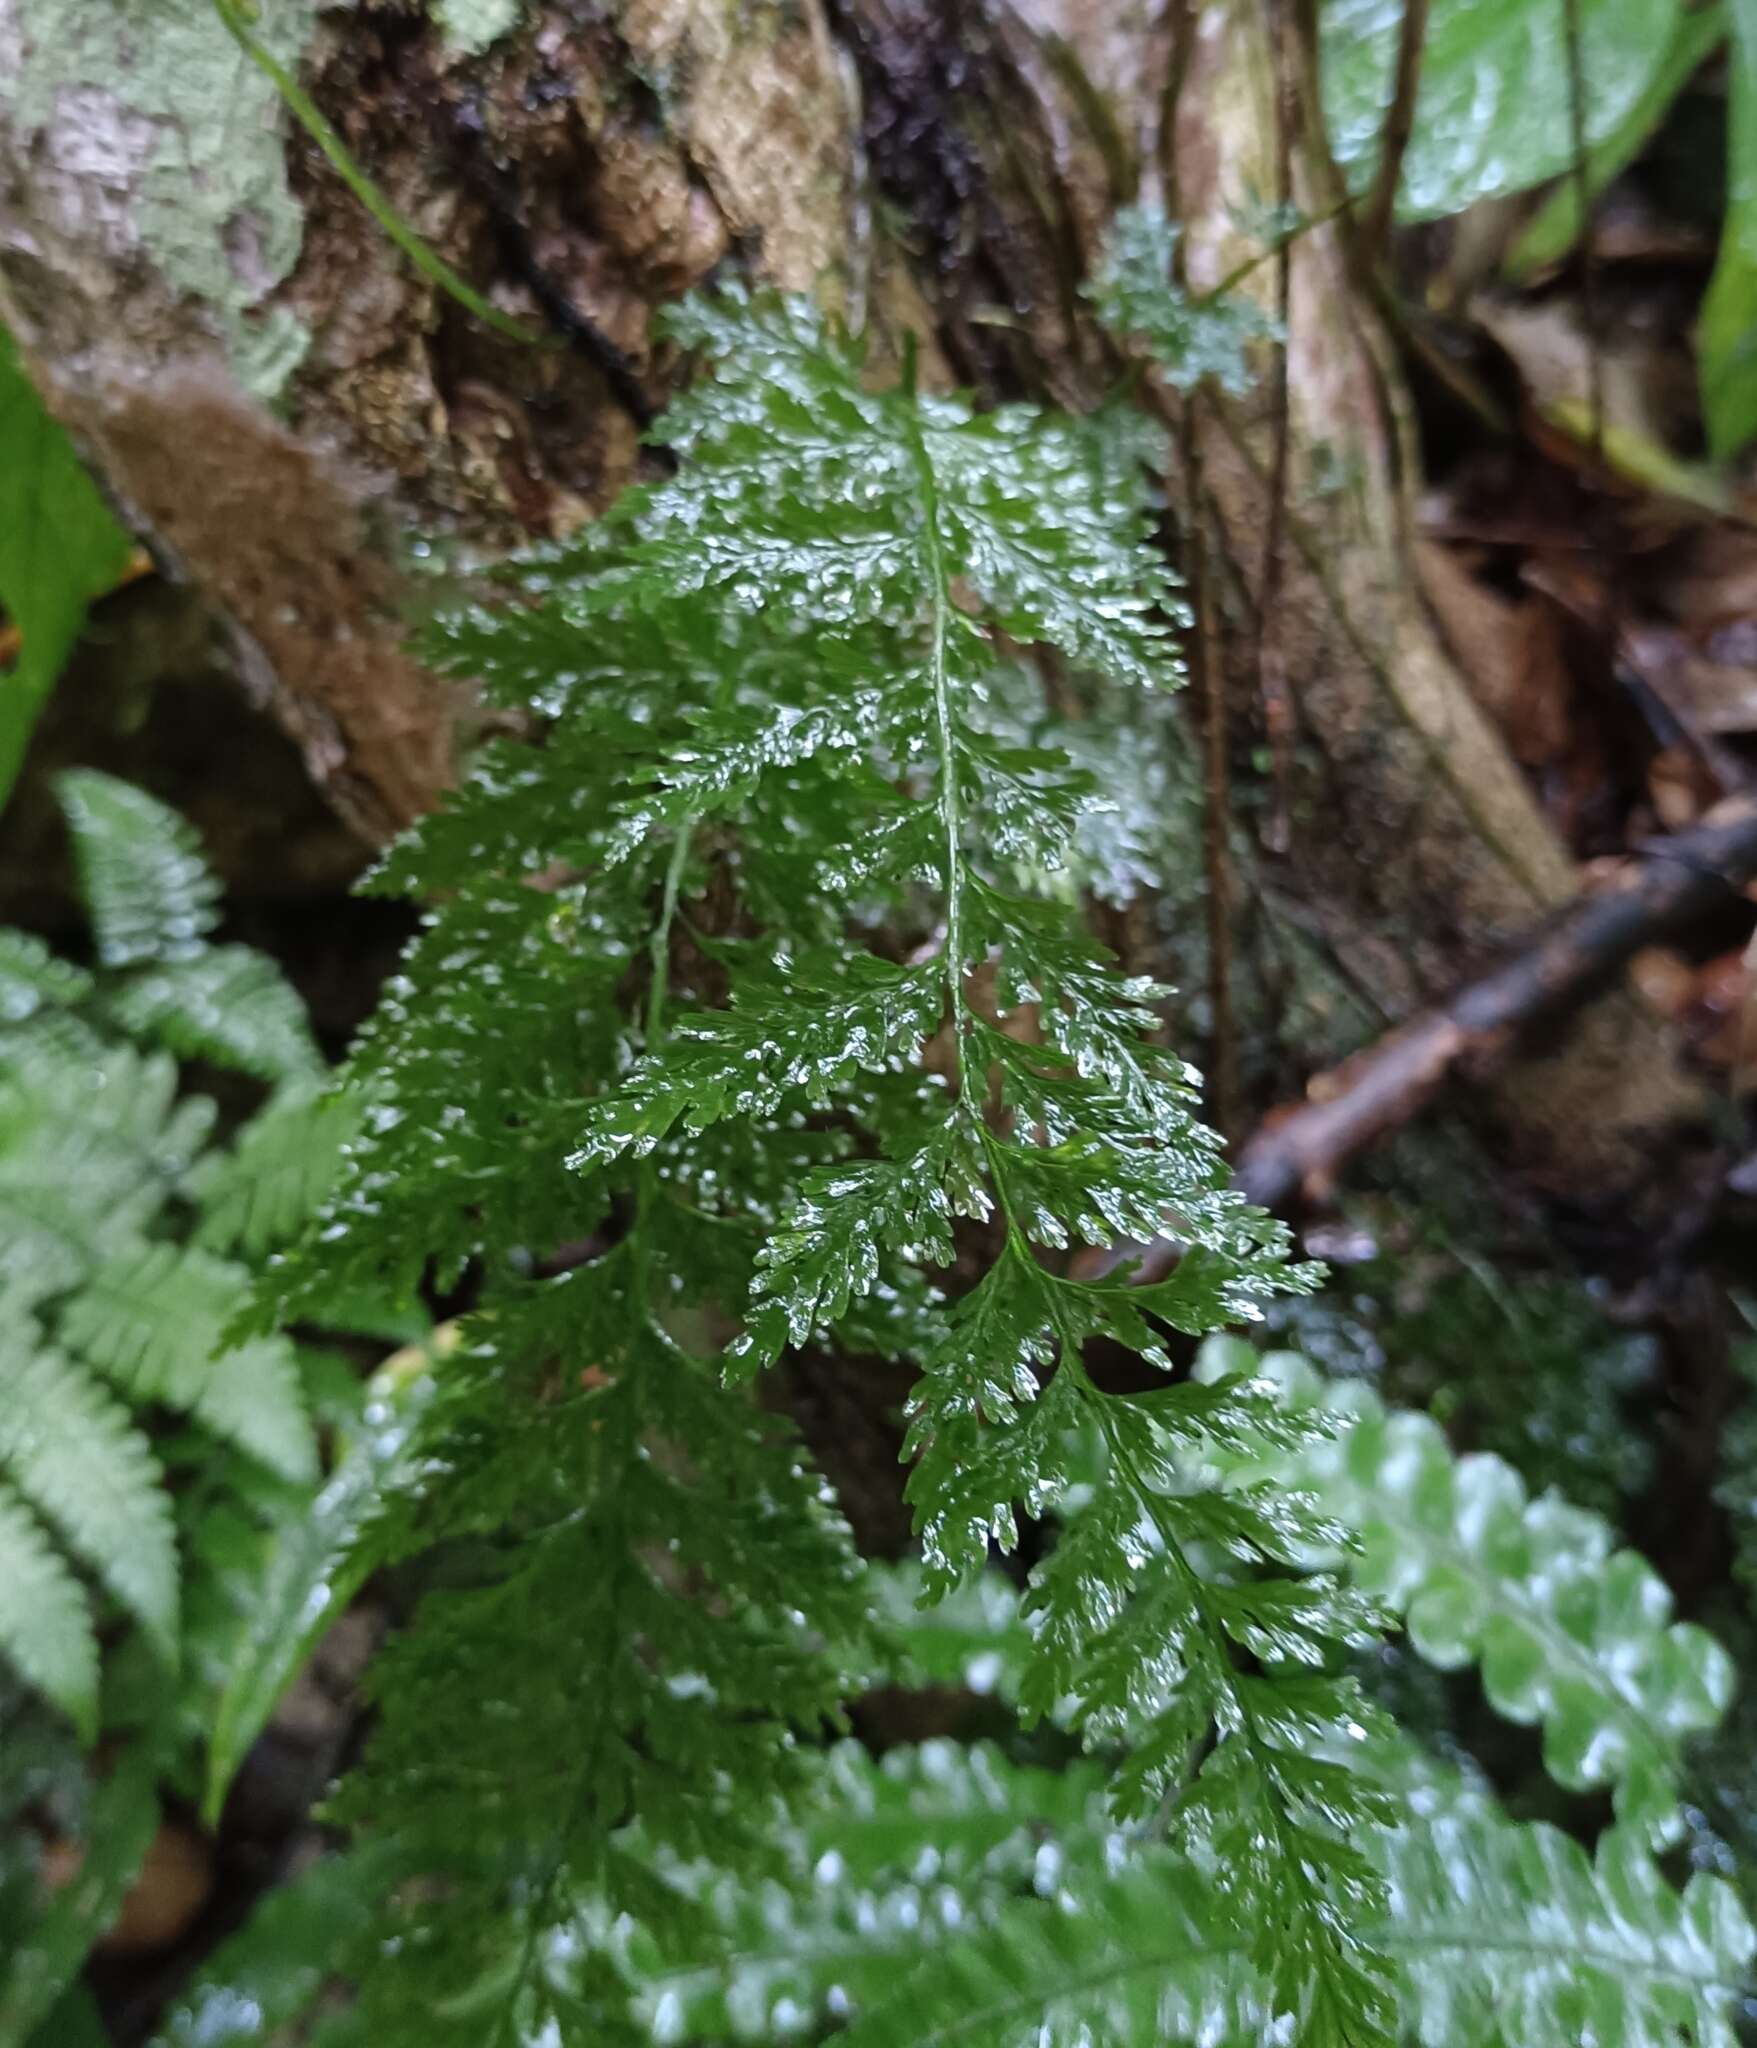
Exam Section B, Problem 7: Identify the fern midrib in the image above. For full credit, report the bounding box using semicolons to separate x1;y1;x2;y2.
901;395;969;1099
1367;1923;1750;1990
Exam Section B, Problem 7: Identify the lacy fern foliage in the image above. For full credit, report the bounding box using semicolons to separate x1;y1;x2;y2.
232;284;1757;2048
253;286;1438;2046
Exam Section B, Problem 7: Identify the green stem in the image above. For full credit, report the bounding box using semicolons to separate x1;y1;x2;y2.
902;405;969;1093
645;824;695;1050
1195;196;1354;308
209;0;551;349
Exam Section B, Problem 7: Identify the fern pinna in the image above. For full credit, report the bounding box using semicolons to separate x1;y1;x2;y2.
246;288;1752;2048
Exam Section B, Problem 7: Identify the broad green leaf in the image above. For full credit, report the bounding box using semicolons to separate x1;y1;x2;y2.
1322;0;1684;221
1505;2;1726;279
0;329;133;806
1702;0;1757;455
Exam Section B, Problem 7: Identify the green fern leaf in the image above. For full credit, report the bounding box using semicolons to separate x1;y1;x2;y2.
0;1331;177;1655
0;929;92;1024
106;944;321;1085
56;770;220;968
60;1243;316;1483
190;1082;359;1260
0;1486;99;1741
0;1034;216;1264
1196;1338;1735;1844
1088;202;1279;394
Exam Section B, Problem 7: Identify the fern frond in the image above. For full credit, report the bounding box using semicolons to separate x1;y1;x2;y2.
56;769;220;968
0;1330;177;1655
575;285;1383;2037
833;1798;1755;2048
0;1033;215;1264
1087;201;1279;394
1383;1797;1755;2046
60;1242;316;1483
0;929;92;1023
106;944;321;1084
274;283;1399;2043
0;1487;99;1741
1196;1338;1735;1843
622;1740;1107;2044
190;1082;358;1260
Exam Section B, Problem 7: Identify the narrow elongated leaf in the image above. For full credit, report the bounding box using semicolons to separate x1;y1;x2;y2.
205;1356;436;1821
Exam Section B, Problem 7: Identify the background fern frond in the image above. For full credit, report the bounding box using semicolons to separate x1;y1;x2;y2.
190;1081;359;1260
61;1242;316;1484
56;769;220;967
0;1330;177;1656
1196;1337;1734;1843
106;944;322;1085
0;1487;100;1740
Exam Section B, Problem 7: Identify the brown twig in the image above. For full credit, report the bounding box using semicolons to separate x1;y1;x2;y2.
1358;0;1429;261
1077;796;1757;1281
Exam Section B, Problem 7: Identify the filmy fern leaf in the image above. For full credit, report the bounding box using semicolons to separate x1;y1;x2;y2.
567;288;1391;2043
267;284;1403;2044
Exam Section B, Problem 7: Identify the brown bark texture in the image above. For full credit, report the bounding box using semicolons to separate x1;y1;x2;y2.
0;0;1698;1196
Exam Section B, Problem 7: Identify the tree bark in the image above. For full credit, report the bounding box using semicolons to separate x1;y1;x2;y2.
0;0;1698;1197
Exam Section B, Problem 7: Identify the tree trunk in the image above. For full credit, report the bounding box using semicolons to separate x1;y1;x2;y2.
0;0;1695;1196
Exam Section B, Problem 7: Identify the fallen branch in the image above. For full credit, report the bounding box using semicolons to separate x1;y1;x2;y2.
1080;795;1757;1283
